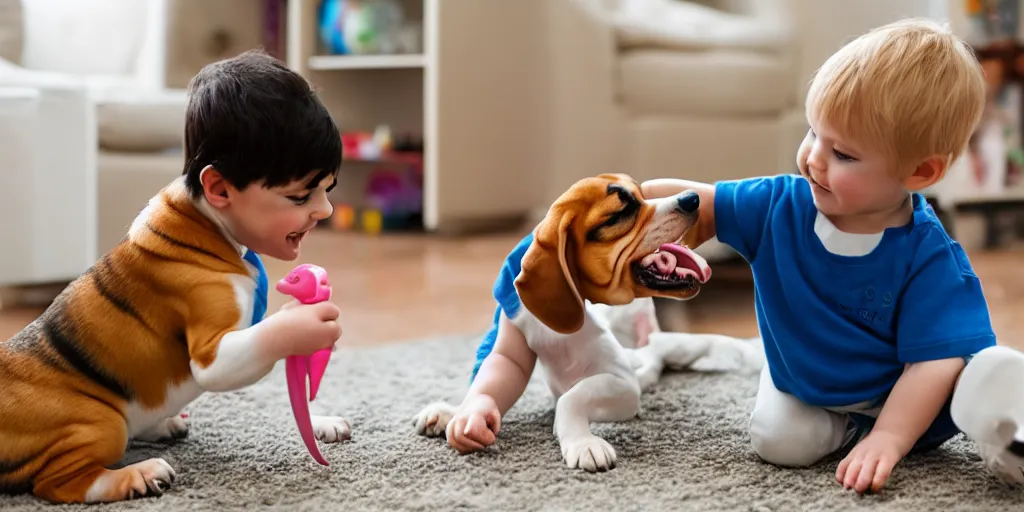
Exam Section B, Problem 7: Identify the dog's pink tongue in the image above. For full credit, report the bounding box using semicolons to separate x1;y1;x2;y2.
659;243;712;282
651;251;678;275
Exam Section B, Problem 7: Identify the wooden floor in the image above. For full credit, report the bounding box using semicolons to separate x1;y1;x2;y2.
2;229;1023;351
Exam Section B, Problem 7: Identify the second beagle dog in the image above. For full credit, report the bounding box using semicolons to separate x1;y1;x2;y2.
412;174;764;472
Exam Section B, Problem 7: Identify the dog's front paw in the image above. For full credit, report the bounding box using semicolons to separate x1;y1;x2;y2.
84;458;177;502
311;415;351;443
412;401;457;437
130;458;177;498
561;434;617;473
134;414;190;443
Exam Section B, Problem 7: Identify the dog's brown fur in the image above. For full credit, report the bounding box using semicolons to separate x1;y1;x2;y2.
515;173;702;334
0;179;252;503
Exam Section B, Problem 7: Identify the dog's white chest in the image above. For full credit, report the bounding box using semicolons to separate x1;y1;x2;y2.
515;305;633;397
125;378;203;436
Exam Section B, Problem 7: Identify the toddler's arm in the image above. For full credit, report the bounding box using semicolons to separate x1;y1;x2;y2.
840;227;999;492
186;285;341;392
836;357;965;493
886;227;997;444
874;357;965;449
445;313;536;454
641;178;718;249
466;313;537;416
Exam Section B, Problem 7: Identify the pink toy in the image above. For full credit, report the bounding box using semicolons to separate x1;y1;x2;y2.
275;263;334;466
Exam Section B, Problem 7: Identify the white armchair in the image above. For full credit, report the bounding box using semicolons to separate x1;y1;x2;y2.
1;0;268;275
545;0;807;260
0;70;95;288
0;0;182;287
16;0;188;259
545;0;809;189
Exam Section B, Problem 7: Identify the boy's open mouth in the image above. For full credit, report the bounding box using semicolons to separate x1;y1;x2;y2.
286;230;310;247
632;243;712;290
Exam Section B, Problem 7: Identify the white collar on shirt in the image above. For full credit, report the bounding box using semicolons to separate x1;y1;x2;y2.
813;211;884;257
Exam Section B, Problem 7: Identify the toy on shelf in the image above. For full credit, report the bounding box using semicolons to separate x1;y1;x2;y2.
327;165;423;234
331;203;357;231
361;209;383;234
332;126;425;234
318;0;350;55
317;0;421;56
365;164;423;231
275;264;335;466
341;125;423;164
344;0;404;54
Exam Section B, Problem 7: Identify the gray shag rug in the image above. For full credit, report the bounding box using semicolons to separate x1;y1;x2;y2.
3;334;1024;511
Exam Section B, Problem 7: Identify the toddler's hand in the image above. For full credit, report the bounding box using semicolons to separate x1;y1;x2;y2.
446;394;501;454
639;179;672;199
836;430;912;494
260;301;342;359
639;178;698;200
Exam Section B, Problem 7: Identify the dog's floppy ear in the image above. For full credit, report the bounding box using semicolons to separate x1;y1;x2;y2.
515;210;585;335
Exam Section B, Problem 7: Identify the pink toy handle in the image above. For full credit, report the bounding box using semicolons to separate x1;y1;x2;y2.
275;264;334;466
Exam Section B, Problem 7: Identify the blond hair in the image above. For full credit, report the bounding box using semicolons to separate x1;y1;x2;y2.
806;18;986;178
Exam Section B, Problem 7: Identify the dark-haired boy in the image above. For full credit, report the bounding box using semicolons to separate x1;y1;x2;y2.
0;50;349;503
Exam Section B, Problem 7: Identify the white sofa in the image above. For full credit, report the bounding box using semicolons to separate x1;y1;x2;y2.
0;70;96;289
0;0;269;287
0;0;182;288
545;0;807;196
544;0;807;260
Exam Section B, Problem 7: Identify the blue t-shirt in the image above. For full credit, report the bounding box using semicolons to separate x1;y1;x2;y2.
471;232;533;383
243;249;269;326
715;174;996;407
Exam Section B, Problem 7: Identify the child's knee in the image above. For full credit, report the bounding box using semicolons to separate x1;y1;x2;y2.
749;405;848;467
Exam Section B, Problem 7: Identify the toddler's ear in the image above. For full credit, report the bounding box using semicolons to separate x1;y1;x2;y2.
199;165;231;206
903;156;945;191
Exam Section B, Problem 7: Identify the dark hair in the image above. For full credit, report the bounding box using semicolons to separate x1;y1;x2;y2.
182;49;342;197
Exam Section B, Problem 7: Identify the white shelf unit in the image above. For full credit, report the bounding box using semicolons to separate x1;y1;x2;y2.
285;0;551;233
307;53;426;70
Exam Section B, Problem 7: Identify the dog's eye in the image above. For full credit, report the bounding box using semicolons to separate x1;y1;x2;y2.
587;185;641;241
606;184;640;218
607;183;636;203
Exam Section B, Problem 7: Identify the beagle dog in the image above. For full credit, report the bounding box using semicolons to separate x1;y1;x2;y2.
0;177;349;504
412;174;764;472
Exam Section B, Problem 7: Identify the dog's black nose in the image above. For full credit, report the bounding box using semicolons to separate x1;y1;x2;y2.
676;191;699;214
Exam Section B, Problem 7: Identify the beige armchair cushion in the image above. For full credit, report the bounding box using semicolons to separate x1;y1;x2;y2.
94;87;186;151
618;49;794;116
612;0;791;52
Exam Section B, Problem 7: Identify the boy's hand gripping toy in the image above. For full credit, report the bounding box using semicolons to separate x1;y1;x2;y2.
275;264;334;466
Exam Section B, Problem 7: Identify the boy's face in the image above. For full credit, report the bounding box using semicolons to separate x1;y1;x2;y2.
796;119;909;221
203;169;336;261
